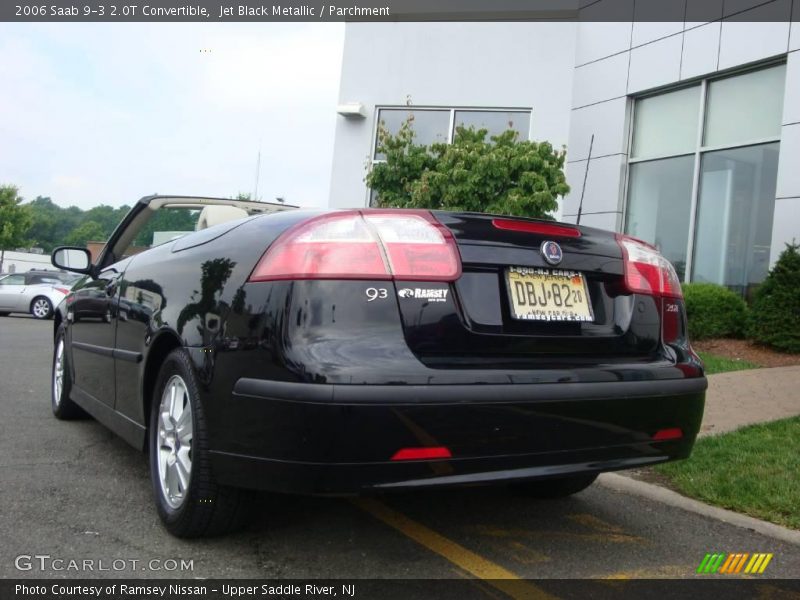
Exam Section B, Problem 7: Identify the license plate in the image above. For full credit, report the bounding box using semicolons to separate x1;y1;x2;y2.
505;267;594;322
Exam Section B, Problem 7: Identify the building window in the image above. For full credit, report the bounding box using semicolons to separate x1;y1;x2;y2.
627;156;695;280
453;110;531;140
693;144;779;292
373;109;451;160
369;107;532;205
625;62;786;295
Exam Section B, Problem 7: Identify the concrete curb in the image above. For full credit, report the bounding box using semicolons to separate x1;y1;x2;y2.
597;472;800;547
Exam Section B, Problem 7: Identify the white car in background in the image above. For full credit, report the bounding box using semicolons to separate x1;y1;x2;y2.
0;271;80;319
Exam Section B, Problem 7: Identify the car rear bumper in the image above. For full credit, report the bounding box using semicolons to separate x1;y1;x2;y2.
210;377;707;494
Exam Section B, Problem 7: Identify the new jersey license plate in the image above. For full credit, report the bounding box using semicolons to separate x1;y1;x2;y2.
505;267;594;322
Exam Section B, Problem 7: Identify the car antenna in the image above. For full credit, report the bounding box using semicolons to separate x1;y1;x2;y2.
576;134;594;226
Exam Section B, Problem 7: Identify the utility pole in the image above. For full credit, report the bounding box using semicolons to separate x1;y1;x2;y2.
253;147;261;202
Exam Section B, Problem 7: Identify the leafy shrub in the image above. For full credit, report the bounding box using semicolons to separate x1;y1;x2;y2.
683;283;748;340
748;243;800;353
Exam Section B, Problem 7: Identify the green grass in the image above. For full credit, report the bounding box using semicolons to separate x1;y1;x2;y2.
656;417;800;529
697;351;759;375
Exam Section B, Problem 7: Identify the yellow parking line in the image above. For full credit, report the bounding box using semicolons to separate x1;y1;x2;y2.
352;497;558;600
472;524;644;545
567;513;625;534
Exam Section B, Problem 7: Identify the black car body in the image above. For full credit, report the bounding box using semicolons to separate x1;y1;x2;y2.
51;195;706;537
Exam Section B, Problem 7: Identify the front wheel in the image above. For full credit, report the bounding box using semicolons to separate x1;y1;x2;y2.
149;348;252;538
31;296;53;319
510;473;598;499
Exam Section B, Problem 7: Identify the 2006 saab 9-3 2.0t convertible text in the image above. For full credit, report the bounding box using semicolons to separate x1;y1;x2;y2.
49;195;707;537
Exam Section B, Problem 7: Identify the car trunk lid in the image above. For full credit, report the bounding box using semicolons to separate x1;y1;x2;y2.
393;212;663;365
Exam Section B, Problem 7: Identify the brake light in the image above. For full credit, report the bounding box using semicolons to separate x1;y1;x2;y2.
54;287;70;295
391;447;452;461
249;210;461;282
492;219;581;238
615;234;682;299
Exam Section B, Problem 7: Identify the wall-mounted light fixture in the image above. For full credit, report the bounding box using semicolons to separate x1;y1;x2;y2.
336;102;367;119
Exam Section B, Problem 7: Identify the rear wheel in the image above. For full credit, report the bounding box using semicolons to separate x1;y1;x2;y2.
0;312;9;317
52;326;87;419
510;474;598;498
149;348;252;538
31;296;53;319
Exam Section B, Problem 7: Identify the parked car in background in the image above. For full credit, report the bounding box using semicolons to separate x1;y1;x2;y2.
0;271;77;319
50;195;707;538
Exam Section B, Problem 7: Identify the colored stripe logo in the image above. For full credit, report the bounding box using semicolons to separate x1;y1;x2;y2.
697;553;773;574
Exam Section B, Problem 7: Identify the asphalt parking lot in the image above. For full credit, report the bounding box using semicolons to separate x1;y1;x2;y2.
1;316;798;591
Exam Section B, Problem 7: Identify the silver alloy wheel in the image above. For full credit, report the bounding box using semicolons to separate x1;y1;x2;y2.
32;298;50;318
157;375;193;509
53;339;64;405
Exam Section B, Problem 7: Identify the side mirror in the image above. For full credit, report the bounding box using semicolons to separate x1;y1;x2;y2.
52;247;93;274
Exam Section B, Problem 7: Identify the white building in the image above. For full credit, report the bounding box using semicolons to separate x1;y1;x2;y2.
0;249;52;274
329;6;799;296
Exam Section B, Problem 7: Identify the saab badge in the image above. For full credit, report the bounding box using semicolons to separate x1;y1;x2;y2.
541;240;563;265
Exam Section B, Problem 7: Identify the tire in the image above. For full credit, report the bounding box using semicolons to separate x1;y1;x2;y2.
0;312;9;317
31;296;53;319
52;326;87;420
510;473;598;499
149;348;252;538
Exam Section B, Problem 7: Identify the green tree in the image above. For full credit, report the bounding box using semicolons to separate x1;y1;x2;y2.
748;243;800;353
22;197;132;251
23;196;82;252
65;220;107;247
366;118;570;218
84;204;125;236
24;196;59;251
0;185;33;272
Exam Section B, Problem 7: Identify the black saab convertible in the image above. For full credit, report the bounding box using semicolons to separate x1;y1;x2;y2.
50;195;706;537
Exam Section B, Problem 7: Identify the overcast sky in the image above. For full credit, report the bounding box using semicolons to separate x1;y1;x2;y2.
0;23;345;210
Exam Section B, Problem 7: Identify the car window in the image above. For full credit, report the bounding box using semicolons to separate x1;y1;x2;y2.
28;275;56;285
37;272;79;283
0;274;25;285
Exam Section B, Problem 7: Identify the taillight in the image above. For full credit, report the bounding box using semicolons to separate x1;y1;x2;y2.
364;212;461;280
616;234;688;346
54;287;70;295
249;210;461;282
615;234;682;299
